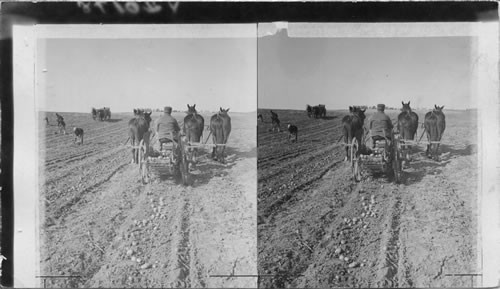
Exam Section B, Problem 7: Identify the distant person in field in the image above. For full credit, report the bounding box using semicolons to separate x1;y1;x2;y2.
368;104;393;148
44;117;49;126
155;106;181;151
73;127;84;145
56;117;66;135
270;110;281;132
287;124;298;142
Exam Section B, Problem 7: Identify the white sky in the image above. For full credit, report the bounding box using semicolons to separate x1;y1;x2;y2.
258;30;478;110
36;37;256;113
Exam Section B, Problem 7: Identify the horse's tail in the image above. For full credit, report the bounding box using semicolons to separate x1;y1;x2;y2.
427;119;439;148
436;121;443;142
212;118;223;146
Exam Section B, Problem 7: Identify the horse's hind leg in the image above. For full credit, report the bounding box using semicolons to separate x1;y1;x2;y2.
425;132;431;158
212;145;217;161
131;138;137;164
434;144;441;162
219;147;225;164
219;146;225;164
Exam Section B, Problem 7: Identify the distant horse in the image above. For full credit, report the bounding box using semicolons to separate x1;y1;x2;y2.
183;104;205;164
210;107;231;163
104;107;111;120
257;113;264;123
424;105;446;161
397;101;419;161
311;105;326;118
342;106;366;161
91;108;97;120
318;104;327;118
270;110;281;132
95;108;106;121
129;111;152;164
312;106;321;118
306;105;313;118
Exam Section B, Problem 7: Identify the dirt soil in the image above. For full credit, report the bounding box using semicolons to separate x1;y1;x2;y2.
257;109;479;288
39;111;257;288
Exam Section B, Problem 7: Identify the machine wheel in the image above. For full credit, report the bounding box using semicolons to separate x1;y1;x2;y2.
352;138;362;182
139;140;149;184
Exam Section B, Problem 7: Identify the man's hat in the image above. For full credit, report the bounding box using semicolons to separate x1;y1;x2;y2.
164;106;172;113
377;104;385;110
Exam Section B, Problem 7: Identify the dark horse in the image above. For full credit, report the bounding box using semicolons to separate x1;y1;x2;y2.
104;107;111;120
210;107;232;163
317;104;327;118
342;106;366;161
424;105;446;161
311;104;326;118
312;106;321;118
257;113;264;123
129;111;152;164
183;104;205;164
397;101;419;161
95;108;105;121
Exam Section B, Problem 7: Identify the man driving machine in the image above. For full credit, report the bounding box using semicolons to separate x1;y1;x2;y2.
368;103;393;148
155;106;181;151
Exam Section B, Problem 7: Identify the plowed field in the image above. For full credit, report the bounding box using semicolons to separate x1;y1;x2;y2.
258;109;479;288
39;111;257;288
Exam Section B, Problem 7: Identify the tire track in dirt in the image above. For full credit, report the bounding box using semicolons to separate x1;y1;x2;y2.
176;196;193;288
377;186;403;287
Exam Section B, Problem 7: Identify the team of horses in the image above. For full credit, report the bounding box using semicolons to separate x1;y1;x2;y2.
91;107;111;121
306;104;327;118
341;102;446;163
127;104;232;166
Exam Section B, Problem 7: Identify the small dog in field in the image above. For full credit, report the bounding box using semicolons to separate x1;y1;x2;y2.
73;127;84;144
287;124;298;142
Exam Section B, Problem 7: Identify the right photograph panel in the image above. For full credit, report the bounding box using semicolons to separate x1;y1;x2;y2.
257;23;484;288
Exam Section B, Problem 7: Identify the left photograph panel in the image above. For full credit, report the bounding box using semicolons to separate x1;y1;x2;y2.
14;24;257;288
